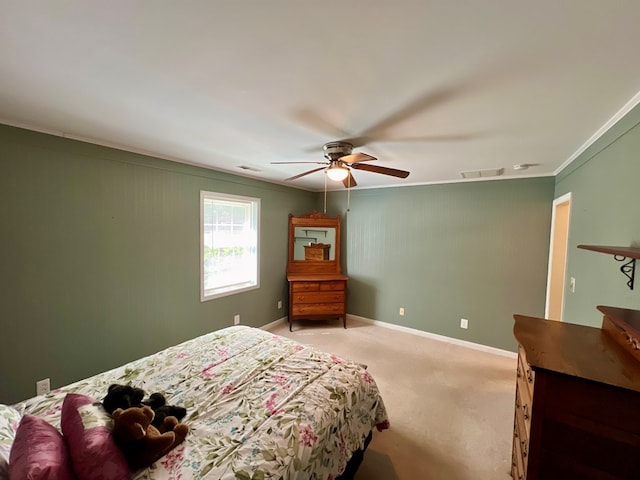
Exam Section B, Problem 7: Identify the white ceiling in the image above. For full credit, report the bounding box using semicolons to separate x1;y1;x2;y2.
2;1;640;191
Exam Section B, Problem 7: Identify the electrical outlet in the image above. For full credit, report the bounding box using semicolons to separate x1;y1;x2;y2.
277;300;282;309
234;314;240;325
36;378;50;396
399;307;405;316
460;318;469;329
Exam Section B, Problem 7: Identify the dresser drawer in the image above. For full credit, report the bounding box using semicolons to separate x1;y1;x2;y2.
516;361;532;405
512;425;527;480
514;344;533;480
293;292;345;304
292;282;320;292
514;388;530;458
515;384;532;440
319;281;345;291
292;303;345;316
517;346;535;398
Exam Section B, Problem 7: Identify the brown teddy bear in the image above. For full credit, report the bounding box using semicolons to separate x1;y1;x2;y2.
111;405;189;469
102;384;187;428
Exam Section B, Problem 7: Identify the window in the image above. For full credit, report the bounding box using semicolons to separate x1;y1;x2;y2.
200;191;260;301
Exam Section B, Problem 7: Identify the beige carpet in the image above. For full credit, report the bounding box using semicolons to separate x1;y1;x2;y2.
267;317;516;480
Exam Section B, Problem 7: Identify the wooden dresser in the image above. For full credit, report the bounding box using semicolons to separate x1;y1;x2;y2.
287;274;347;331
511;306;640;480
286;212;347;331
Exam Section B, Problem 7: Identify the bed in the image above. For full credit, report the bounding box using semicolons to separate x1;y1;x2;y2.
1;325;388;480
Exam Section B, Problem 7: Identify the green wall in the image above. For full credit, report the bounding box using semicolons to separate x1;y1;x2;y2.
555;103;640;325
326;177;555;351
0;121;564;404
0;124;316;404
4;98;638;404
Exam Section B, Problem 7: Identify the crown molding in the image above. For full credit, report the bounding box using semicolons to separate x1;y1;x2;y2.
554;89;640;176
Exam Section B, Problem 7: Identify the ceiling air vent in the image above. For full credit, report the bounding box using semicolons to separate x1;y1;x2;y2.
459;168;504;179
237;165;262;172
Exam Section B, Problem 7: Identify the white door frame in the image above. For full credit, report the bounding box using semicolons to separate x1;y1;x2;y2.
544;192;572;320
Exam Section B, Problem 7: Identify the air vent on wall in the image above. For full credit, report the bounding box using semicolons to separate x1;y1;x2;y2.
459;168;504;179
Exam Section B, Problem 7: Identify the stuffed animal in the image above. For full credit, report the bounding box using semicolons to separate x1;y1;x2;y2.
111;406;189;469
103;384;187;428
141;392;187;428
103;384;145;414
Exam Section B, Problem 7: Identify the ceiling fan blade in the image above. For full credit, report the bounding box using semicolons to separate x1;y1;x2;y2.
271;161;328;165
294;109;378;151
297;66;502;151
359;86;462;137
372;132;487;143
339;152;377;164
293;109;350;138
342;171;357;188
358;62;510;139
284;166;326;181
351;163;410;179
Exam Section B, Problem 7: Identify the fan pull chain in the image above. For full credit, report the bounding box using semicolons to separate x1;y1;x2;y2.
323;173;328;213
347;174;351;213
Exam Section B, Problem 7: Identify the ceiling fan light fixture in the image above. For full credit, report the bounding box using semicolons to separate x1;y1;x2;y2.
326;165;349;181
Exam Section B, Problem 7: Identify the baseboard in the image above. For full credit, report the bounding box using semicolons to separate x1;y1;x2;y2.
260;316;288;331
347;314;517;359
260;314;517;359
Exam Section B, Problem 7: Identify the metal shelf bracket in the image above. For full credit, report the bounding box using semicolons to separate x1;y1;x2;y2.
613;255;636;290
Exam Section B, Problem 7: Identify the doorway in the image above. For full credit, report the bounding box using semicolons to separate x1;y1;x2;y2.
545;193;572;320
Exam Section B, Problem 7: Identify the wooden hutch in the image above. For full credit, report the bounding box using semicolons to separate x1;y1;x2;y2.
286;212;347;331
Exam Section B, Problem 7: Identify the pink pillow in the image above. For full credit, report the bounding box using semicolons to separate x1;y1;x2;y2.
9;414;76;480
61;394;129;480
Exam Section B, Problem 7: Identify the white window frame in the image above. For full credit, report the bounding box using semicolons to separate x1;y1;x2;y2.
200;190;260;301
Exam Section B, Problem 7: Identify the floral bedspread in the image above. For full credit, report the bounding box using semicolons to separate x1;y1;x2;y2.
13;326;388;480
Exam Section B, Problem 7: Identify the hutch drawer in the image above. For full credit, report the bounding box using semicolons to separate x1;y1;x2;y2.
292;302;345;317
292;282;320;292
319;281;345;291
292;291;345;305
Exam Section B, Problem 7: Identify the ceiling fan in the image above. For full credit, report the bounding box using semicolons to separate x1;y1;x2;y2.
276;72;499;188
271;141;410;188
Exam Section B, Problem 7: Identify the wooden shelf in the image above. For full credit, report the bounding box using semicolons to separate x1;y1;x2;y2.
577;245;640;258
578;244;640;290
